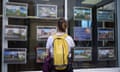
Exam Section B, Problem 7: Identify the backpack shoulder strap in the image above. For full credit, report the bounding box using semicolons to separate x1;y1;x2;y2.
52;33;68;39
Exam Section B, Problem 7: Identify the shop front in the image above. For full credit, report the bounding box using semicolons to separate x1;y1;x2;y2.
1;0;120;72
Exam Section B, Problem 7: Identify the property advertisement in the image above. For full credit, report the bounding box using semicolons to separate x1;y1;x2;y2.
74;27;92;41
98;28;114;40
36;48;46;63
73;47;92;61
4;48;27;64
36;4;57;18
6;3;28;17
97;10;114;21
98;47;115;60
37;26;56;40
5;25;27;41
74;7;92;20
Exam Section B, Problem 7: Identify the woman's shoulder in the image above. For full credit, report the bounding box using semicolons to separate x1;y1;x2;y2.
66;35;73;40
47;35;54;40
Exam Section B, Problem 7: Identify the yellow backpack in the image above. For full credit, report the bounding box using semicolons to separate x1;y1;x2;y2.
53;34;69;70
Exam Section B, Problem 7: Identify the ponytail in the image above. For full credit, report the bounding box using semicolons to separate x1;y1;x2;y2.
57;18;67;32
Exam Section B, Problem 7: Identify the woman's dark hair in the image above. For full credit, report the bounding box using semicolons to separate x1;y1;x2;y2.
57;18;67;32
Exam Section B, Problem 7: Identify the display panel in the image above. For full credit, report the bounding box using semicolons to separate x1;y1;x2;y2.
73;7;92;20
97;28;114;41
98;47;116;60
6;2;28;17
4;48;27;64
36;4;57;19
36;48;46;63
97;9;114;21
5;25;27;41
37;26;56;40
73;47;92;61
73;27;92;41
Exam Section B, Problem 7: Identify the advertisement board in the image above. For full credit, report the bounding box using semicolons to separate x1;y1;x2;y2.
98;47;116;60
37;26;56;40
98;28;114;41
97;9;114;22
73;47;92;61
74;27;92;41
5;25;27;41
36;48;46;63
74;7;92;20
6;2;28;17
4;48;27;64
36;4;57;19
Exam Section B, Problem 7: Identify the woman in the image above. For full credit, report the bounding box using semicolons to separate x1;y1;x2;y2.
46;18;75;72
